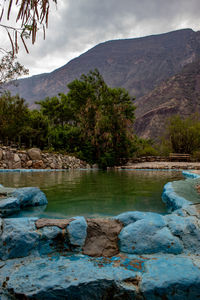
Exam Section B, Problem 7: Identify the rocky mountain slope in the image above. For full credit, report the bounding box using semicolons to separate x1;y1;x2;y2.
7;28;200;108
134;60;200;140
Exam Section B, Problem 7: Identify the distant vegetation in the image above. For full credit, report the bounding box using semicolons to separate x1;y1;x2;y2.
0;70;139;168
161;114;200;156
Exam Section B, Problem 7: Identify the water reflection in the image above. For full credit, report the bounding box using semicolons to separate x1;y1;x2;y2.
0;169;183;218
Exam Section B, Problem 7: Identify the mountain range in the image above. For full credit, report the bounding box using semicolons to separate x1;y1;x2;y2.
6;28;200;140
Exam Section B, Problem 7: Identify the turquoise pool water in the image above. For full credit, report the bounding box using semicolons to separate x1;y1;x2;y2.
0;169;183;218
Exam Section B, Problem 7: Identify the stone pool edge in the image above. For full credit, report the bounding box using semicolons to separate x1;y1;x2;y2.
162;170;200;215
0;170;199;299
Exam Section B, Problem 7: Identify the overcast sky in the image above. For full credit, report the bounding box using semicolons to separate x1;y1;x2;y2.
1;0;200;76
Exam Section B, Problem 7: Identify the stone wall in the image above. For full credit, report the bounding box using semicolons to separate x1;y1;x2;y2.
0;147;89;169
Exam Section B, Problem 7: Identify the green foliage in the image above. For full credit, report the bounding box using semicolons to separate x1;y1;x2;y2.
0;91;29;144
66;69;136;167
0;70;138;168
25;110;49;148
162;114;200;154
134;137;159;157
0;52;29;86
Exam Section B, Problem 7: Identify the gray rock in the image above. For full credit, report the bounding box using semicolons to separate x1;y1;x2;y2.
27;148;42;160
13;161;21;169
26;160;32;167
13;153;20;162
50;162;55;169
21;154;28;161
32;160;44;169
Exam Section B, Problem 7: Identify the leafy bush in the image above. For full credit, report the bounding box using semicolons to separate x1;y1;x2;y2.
134;137;159;157
162;114;200;154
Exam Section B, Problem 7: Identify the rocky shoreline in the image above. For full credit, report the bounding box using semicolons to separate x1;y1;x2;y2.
1;146;200;172
0;147;89;170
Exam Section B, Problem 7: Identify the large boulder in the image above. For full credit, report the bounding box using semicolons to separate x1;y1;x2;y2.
119;217;183;254
13;187;48;207
27;148;42;160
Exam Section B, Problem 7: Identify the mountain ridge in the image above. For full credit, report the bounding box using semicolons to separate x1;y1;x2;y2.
134;59;200;140
6;28;200;107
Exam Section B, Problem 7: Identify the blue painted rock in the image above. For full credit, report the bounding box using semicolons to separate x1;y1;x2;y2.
162;182;192;211
67;216;87;250
119;216;183;254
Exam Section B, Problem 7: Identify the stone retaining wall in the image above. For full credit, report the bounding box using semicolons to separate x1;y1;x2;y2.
0;147;89;169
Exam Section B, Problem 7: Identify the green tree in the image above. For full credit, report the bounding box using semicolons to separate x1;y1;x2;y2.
163;114;200;154
67;69;136;168
0;52;28;89
0;91;30;144
36;93;74;127
24;110;49;148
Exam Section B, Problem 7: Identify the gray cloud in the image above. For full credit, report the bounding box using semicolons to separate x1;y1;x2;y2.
1;0;200;76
